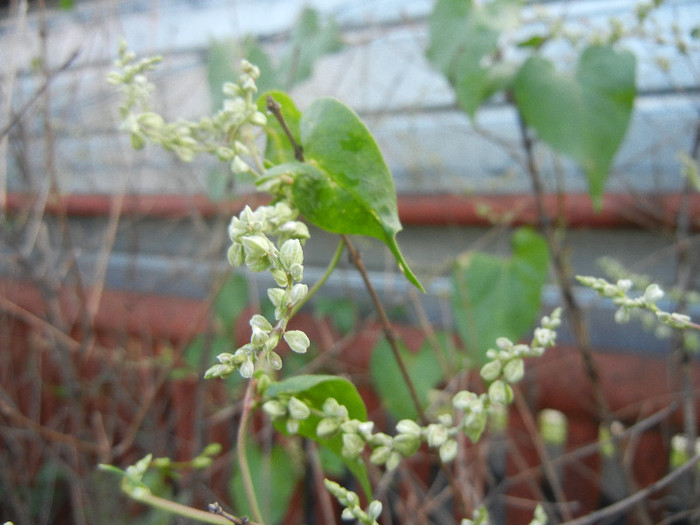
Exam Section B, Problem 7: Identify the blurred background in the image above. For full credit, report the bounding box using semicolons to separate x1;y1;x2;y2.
0;0;699;523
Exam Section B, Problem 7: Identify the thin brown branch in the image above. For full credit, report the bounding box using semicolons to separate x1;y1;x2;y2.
514;106;653;525
266;95;304;161
208;502;256;524
671;116;700;501
513;388;574;522
0;50;80;140
342;234;471;519
0;395;103;456
341;234;426;424
562;452;700;525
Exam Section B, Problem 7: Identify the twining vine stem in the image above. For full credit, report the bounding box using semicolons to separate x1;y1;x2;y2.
265;94;427;424
237;378;265;524
514;106;653;525
266;94;470;517
266;95;304;162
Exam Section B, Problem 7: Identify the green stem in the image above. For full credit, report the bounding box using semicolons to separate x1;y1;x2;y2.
237;378;265;524
124;483;252;524
290;239;345;318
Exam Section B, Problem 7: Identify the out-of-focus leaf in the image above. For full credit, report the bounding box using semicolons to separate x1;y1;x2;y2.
513;46;636;209
278;7;344;89
214;273;249;328
452;228;549;364
427;0;520;116
230;441;301;525
370;333;453;420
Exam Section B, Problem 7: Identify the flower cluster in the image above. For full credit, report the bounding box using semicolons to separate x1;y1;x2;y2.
261;395;311;434
324;480;382;525
577;275;693;330
109;45;266;170
204;203;311;379
479;308;560;406
107;41;162;117
262;310;562;469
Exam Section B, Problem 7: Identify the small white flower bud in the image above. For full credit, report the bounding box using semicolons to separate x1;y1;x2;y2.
453;391;478;411
367;500;383;521
317;418;340;437
231;155;251;174
386;451;401;471
267;287;287;308
322;398;348;419
280;239;304;269
241;235;271;259
643;283;664;303
503;358;525;383
262;400;287;418
250;314;272;332
392;433;421;457
480;360;502;382
370;445;392;465
267;350;283;370
488;380;513;405
286;418;300;434
426;424;448;448
496;337;512;350
396;419;422;437
284;330;310;354
222;82;241;97
341;432;365;458
616;279;632;292
439;439;458;463
357;421;375;440
250;111;267;126
288;397;310;420
615;307;631;324
290;283;308;305
240;358;254;378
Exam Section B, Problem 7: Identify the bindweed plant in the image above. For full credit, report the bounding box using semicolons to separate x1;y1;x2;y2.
100;0;700;521
103;41;567;524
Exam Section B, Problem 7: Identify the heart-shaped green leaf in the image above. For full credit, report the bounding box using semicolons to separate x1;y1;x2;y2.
452;227;549;365
278;7;344;88
266;374;370;497
293;97;424;291
427;0;520;117
370;332;453;421
513;45;636;209
230;441;301;525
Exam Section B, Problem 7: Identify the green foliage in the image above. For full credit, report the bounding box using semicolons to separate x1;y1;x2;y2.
291;97;423;291
214;273;250;328
313;297;357;335
230;442;302;525
277;7;344;88
174;273;249;380
369;334;451;421
427;0;520;116
265;374;370;496
207;7;343;107
102;0;696;518
427;0;637;209
514;46;636;209
452;227;549;364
